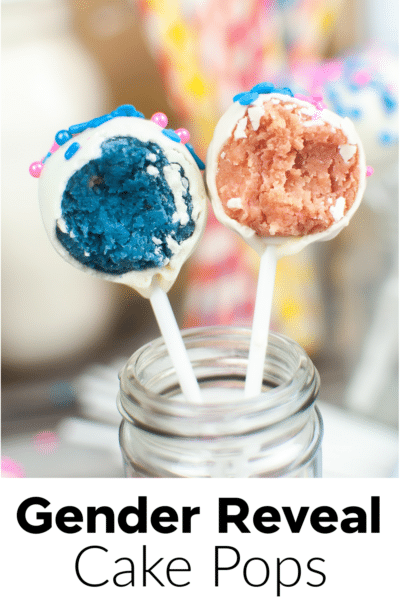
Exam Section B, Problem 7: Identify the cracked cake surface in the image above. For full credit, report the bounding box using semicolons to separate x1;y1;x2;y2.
206;91;366;256
216;100;360;237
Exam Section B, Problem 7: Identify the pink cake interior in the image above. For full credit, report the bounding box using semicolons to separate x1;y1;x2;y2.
216;100;360;237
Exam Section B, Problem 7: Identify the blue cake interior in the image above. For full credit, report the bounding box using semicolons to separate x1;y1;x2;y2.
56;137;195;274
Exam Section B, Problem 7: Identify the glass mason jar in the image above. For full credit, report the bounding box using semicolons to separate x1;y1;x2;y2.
117;327;322;478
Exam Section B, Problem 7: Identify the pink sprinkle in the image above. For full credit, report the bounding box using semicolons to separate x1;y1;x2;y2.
49;141;60;153
33;431;59;455
311;95;327;111
294;93;309;102
175;128;190;144
354;70;371;86
320;60;343;81
295;93;326;113
366;166;374;176
151;112;168;128
29;161;44;178
1;456;25;478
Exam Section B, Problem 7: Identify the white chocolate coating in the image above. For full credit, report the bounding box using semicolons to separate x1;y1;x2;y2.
206;93;366;258
39;116;208;298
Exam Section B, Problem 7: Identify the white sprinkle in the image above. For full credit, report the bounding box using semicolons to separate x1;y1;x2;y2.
303;116;322;127
248;105;265;131
152;237;162;245
220;151;226;159
147;165;159;176
234;116;248;139
339;144;356;163
330;196;346;221
299;107;314;117
147;153;157;162
166;235;181;254
57;218;68;233
163;164;189;226
69;230;75;238
227;197;243;209
84;251;90;257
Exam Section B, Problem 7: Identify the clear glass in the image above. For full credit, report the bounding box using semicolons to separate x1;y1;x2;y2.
117;327;322;478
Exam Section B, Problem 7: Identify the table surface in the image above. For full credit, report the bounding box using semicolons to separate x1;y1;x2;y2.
2;389;398;478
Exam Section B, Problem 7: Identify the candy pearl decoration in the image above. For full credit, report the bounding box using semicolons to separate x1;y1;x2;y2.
175;128;190;144
29;161;44;178
151;112;168;128
55;130;72;146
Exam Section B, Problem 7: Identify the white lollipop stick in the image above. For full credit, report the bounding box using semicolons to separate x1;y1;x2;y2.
244;245;278;398
150;284;202;404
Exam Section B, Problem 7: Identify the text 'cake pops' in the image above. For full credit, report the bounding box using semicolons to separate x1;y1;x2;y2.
32;105;207;298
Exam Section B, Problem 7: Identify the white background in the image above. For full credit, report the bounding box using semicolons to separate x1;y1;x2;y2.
1;477;398;598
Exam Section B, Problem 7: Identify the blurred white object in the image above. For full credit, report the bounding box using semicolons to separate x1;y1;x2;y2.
76;359;125;425
345;272;398;420
319;402;398;478
365;0;398;52
57;417;121;464
323;46;398;171
2;0;117;367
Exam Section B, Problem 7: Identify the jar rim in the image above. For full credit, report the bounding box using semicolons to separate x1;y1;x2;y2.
118;326;320;430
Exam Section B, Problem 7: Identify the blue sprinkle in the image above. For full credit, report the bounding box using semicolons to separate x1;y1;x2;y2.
275;87;294;97
382;93;397;114
55;130;72;146
251;82;275;94
185;143;205;170
369;80;382;92
42;152;52;164
233;92;248;102
64;142;81;160
87;114;113;128
162;128;181;142
113;104;144;118
348;82;360;92
69;121;90;135
238;92;259;105
336;106;346;117
349;107;362;119
379;131;398;146
53;105;145;156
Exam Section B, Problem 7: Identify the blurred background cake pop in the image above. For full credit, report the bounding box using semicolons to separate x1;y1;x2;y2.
289;45;398;172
